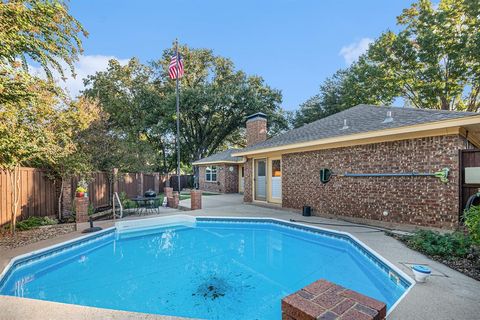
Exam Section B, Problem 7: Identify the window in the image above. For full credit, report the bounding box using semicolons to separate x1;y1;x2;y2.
205;166;217;182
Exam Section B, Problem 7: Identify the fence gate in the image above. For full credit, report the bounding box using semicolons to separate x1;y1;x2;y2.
459;150;480;218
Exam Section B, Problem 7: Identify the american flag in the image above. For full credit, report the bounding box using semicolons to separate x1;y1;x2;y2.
169;52;184;79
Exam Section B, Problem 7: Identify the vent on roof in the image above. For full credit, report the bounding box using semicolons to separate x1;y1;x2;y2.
382;111;394;123
341;119;349;130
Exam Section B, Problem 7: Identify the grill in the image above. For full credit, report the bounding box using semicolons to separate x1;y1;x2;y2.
144;190;157;198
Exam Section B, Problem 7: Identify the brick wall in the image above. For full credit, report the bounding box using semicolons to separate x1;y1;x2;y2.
198;164;239;193
246;118;267;146
282;135;468;229
244;158;253;202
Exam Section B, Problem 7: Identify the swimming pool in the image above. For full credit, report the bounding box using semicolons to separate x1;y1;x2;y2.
0;216;413;319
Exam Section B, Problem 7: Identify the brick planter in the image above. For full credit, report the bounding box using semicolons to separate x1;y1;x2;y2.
164;187;173;199
167;191;179;209
75;197;89;226
190;190;202;210
282;279;386;320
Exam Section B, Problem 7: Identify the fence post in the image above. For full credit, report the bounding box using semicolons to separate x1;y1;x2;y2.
137;173;144;196
154;172;160;194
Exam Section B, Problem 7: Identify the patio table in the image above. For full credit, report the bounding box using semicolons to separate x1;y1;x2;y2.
131;196;162;215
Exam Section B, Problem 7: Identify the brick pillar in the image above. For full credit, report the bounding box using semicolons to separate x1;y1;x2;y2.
281;279;386;320
164;187;173;199
167;191;179;208
190;190;202;210
75;196;89;226
154;173;160;193
61;178;73;218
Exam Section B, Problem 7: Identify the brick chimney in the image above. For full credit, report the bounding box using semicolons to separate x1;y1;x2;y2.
246;112;267;146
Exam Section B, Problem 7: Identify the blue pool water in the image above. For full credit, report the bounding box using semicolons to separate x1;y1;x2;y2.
0;220;409;319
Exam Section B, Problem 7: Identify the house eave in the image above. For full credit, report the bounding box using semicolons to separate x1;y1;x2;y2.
192;160;244;166
232;116;480;157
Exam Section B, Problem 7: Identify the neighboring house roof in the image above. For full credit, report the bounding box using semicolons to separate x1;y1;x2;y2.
192;148;244;165
233;104;480;156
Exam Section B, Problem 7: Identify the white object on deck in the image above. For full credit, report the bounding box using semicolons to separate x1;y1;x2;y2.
115;214;196;233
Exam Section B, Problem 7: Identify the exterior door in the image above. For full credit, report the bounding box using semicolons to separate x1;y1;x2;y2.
269;158;282;203
255;159;267;201
238;165;244;193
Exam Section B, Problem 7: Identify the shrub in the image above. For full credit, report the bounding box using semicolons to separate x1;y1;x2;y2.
405;230;472;258
464;205;480;245
16;216;58;231
119;191;136;209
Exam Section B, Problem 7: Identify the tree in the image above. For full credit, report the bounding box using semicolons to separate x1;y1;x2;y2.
45;97;100;219
0;0;87;79
82;58;168;172
152;45;288;162
0;0;87;231
292;66;397;128
358;0;480;111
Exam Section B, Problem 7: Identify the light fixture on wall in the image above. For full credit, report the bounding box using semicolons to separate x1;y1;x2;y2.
229;166;234;172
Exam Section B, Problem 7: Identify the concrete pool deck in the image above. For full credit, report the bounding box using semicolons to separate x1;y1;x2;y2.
1;195;479;319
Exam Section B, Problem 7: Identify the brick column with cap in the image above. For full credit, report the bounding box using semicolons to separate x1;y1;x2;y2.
167;191;179;209
282;279;386;320
190;190;202;210
75;196;89;230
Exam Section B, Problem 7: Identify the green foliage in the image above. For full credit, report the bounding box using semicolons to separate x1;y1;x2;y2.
405;230;472;258
88;203;95;216
0;0;87;79
464;205;480;244
355;0;480;111
83;46;288;171
119;191;136;209
0;0;87;232
16;216;58;231
292;68;396;128
292;0;480;127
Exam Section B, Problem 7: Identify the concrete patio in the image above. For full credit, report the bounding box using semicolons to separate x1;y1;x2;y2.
1;194;479;320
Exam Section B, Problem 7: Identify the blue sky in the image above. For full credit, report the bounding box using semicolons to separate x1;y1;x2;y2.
65;0;413;111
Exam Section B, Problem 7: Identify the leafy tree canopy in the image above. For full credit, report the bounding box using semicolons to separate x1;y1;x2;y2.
152;44;288;162
293;0;480;127
0;0;87;79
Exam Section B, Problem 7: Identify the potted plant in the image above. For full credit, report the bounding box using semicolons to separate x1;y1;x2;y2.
76;180;88;197
76;186;87;198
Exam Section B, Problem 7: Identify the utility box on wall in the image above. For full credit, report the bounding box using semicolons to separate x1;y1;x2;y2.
465;167;480;184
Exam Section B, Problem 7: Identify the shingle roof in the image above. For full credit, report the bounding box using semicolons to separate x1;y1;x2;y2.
236;104;478;154
192;148;243;165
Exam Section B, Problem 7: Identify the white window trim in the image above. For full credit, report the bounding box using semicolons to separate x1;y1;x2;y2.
205;166;218;182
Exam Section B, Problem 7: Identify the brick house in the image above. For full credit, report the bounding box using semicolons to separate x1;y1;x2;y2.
193;149;245;193
192;113;268;194
195;106;480;229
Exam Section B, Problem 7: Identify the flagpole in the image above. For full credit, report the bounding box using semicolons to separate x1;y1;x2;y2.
175;39;181;193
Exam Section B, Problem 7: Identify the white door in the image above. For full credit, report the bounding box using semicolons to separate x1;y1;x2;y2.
255;159;267;201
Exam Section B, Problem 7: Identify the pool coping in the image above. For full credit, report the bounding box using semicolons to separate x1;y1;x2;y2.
0;214;415;317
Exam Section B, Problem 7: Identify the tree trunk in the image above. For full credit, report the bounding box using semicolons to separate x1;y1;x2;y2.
9;164;20;234
58;178;64;221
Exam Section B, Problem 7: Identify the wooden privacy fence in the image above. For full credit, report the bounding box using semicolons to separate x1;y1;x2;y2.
1;167;193;226
0;168;60;227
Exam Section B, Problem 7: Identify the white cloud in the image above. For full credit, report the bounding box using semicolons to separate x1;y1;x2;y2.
29;55;129;98
339;38;374;65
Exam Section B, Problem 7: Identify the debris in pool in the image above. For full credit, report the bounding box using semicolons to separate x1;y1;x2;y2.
195;276;230;300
